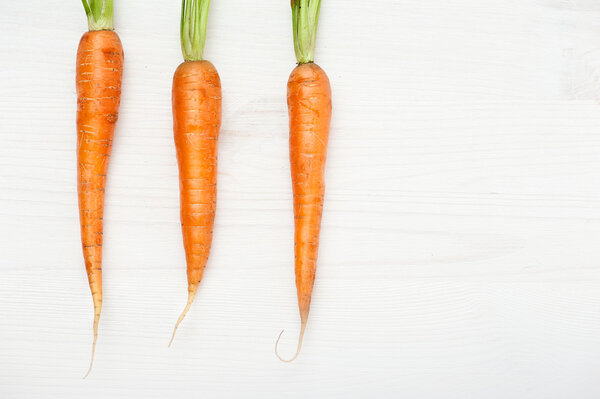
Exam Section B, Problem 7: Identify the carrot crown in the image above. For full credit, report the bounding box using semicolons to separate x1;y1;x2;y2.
81;0;114;31
180;0;211;61
291;0;322;64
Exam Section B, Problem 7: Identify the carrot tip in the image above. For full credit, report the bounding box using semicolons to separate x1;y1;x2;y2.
169;291;197;347
83;308;101;379
274;321;307;362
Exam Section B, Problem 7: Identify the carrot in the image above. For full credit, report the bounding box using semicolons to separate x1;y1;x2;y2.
77;0;123;378
276;0;331;362
169;0;221;346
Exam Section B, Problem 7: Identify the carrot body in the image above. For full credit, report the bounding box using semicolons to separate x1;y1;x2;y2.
169;60;221;343
76;29;123;376
278;62;331;361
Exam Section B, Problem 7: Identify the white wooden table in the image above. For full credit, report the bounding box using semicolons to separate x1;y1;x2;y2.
2;1;600;397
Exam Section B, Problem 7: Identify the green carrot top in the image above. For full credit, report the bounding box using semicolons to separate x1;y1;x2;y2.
180;0;211;61
81;0;114;31
291;0;322;64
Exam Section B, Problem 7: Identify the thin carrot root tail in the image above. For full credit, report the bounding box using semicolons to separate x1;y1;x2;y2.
169;290;197;347
275;321;307;362
83;306;101;379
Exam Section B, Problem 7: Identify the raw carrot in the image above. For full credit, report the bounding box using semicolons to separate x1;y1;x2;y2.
276;0;331;362
77;0;123;378
169;0;221;346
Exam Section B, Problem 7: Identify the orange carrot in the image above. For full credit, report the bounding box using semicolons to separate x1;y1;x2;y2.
276;0;331;362
169;0;221;346
77;0;123;378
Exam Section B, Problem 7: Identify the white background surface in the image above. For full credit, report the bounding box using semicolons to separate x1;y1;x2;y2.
2;0;600;397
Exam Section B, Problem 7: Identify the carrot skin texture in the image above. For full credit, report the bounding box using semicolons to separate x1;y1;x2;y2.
76;30;123;374
171;60;221;328
289;63;331;330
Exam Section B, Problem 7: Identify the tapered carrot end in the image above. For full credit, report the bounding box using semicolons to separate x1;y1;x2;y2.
275;321;307;362
169;290;197;347
83;306;101;379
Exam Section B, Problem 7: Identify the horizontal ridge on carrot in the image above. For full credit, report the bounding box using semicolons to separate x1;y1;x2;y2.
77;0;123;378
276;0;331;362
169;0;221;346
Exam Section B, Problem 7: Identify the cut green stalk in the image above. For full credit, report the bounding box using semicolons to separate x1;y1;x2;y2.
81;0;114;31
291;0;322;64
180;0;211;61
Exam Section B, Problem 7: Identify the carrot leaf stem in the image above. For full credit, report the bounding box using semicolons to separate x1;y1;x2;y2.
81;0;114;31
180;0;211;61
291;0;322;64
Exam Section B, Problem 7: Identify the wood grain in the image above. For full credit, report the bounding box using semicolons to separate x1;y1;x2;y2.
1;0;600;398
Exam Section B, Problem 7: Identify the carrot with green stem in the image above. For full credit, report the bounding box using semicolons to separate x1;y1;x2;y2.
275;0;331;362
76;0;123;378
169;0;221;346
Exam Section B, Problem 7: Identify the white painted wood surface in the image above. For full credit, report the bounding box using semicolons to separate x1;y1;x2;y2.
1;0;600;397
